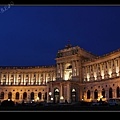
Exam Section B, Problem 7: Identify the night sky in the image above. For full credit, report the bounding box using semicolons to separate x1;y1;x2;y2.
0;5;120;66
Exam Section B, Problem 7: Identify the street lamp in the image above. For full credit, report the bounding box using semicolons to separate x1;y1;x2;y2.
48;92;53;103
60;96;64;103
49;92;52;102
49;92;52;96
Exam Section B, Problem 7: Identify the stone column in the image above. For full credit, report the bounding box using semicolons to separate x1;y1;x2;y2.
39;73;42;85
21;73;23;85
13;73;15;85
118;57;120;76
111;59;117;78
30;73;33;85
57;63;60;79
23;73;26;85
105;90;109;100
82;67;85;81
113;89;116;98
36;72;38;85
31;73;34;85
60;63;62;78
46;83;50;103
38;72;40;84
0;72;1;85
72;61;74;77
104;62;110;79
6;72;8;85
115;58;119;76
8;72;10;85
15;73;17;85
60;83;64;103
67;83;71;103
62;63;64;80
91;91;93;101
76;60;79;76
93;64;97;80
41;93;44;101
28;73;30;85
89;65;95;81
44;72;46;85
97;64;102;80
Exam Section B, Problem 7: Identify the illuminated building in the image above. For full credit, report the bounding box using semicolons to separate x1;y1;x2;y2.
0;43;120;103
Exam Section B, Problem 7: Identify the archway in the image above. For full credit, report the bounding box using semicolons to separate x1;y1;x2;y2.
94;89;98;99
23;92;27;100
71;88;77;102
8;92;12;100
109;87;113;98
102;88;105;98
87;90;90;99
54;88;60;103
30;92;34;100
16;92;19;100
116;87;120;98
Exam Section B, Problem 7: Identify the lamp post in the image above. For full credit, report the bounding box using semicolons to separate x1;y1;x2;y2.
60;96;64;103
49;92;52;102
48;92;54;103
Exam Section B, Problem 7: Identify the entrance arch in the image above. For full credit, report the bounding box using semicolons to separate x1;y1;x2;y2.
54;88;60;103
71;88;77;102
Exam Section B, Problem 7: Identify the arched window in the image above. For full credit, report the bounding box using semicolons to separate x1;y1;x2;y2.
23;92;27;100
16;92;19;100
109;87;113;98
38;92;42;100
8;92;12;99
87;90;90;99
31;92;34;100
102;88;105;98
94;89;98;99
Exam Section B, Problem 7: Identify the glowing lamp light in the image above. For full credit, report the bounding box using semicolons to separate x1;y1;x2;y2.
49;92;52;96
60;96;64;100
37;97;39;100
100;95;103;98
51;98;53;100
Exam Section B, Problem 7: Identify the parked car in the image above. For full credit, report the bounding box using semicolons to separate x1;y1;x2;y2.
108;98;120;106
91;100;108;106
91;101;100;106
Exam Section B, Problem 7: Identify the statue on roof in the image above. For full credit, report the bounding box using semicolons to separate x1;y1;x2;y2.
65;40;72;49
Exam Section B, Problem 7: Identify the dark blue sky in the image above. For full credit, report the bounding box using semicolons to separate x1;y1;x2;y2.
0;5;120;66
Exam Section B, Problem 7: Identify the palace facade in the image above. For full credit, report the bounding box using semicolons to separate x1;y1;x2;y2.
0;44;120;103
